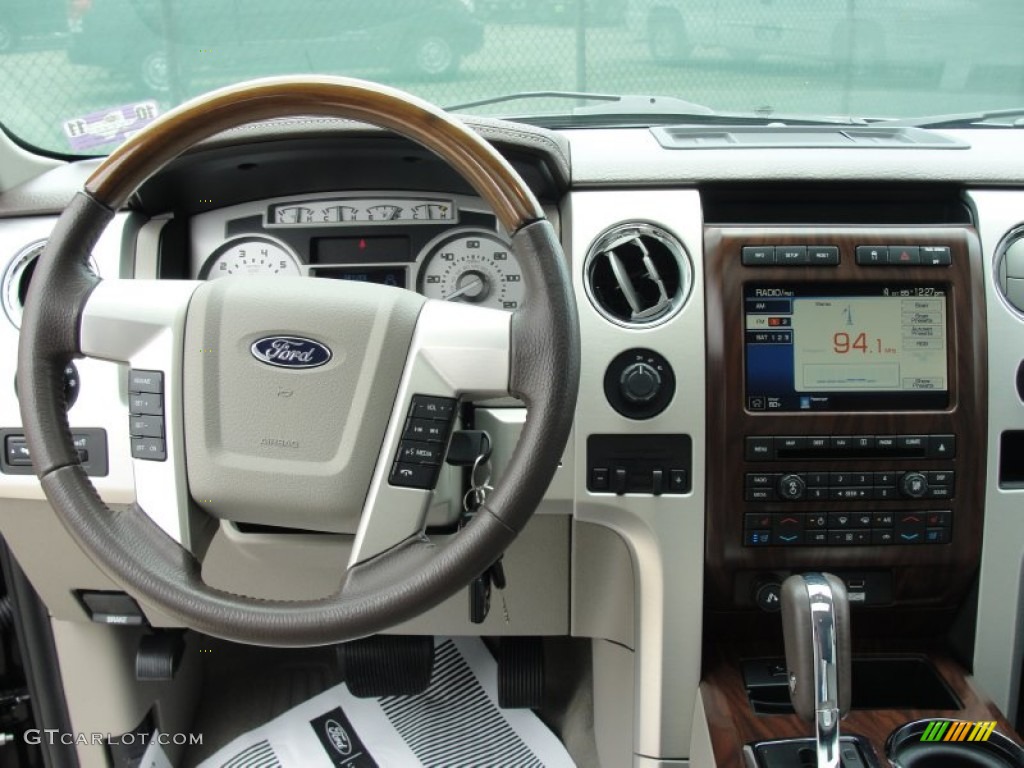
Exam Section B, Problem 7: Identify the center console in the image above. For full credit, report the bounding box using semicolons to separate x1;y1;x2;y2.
704;224;986;613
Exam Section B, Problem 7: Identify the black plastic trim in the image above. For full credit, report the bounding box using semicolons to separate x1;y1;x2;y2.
0;539;78;768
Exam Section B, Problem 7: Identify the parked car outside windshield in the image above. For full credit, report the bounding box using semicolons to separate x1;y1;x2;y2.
1;0;1023;154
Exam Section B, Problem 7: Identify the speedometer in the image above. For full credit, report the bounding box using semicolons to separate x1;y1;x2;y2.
200;236;302;280
417;230;524;311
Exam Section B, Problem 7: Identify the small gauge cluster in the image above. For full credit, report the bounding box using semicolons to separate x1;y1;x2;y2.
193;195;526;312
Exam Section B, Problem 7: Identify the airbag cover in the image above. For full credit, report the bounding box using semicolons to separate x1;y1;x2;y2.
183;277;424;532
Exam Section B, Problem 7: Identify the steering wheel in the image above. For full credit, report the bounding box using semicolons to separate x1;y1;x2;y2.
16;77;579;646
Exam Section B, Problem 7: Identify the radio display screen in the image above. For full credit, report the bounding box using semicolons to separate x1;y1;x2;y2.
744;284;949;412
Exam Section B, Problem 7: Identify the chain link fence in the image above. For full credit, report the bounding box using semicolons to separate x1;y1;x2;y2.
1;0;1022;155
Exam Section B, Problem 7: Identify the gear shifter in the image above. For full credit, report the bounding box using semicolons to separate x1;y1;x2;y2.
781;573;851;768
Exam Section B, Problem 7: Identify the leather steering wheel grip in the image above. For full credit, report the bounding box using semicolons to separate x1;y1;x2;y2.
16;76;580;646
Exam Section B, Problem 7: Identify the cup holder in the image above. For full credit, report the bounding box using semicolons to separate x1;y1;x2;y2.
887;719;1024;768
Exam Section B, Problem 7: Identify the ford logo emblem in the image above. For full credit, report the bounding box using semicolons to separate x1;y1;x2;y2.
250;336;332;369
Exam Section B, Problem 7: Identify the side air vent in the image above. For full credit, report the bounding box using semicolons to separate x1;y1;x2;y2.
584;223;692;327
996;229;1024;314
2;241;48;329
1;241;98;329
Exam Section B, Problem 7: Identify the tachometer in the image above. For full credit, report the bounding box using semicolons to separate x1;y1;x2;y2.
417;230;523;311
200;236;302;280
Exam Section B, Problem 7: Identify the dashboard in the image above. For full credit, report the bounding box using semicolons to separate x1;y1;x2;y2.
1;115;1024;767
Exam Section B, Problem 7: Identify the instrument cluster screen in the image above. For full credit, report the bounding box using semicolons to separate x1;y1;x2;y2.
744;284;949;412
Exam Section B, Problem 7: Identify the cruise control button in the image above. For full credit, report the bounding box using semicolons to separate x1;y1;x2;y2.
128;415;164;439
128;392;163;416
128;369;163;394
130;438;166;461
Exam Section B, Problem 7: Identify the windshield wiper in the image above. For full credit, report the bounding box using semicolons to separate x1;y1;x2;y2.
878;107;1024;129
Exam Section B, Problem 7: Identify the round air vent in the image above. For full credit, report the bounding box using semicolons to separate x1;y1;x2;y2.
584;223;692;327
2;241;98;329
996;229;1024;314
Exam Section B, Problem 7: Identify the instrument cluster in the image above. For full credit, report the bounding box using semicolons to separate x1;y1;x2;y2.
190;194;526;312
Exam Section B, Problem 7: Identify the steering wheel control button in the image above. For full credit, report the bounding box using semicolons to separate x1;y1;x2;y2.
404;419;447;443
389;395;457;489
591;467;610;491
604;349;675;420
131;438;166;462
129;415;164;439
411;396;456;421
389;463;438;490
129;392;163;416
128;369;164;393
128;370;167;462
398;441;443;465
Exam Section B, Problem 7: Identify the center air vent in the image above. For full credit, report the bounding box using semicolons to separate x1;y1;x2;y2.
584;223;692;327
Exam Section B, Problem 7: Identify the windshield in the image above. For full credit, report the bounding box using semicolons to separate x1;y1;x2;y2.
2;0;1023;154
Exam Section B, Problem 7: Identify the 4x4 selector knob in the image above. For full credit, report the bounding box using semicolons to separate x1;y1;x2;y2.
603;349;676;420
778;473;806;501
619;362;662;403
900;471;929;499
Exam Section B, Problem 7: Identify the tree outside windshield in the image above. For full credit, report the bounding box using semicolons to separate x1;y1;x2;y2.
1;0;1022;154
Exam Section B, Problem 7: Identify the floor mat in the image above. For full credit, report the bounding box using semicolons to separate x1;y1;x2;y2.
194;637;576;768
